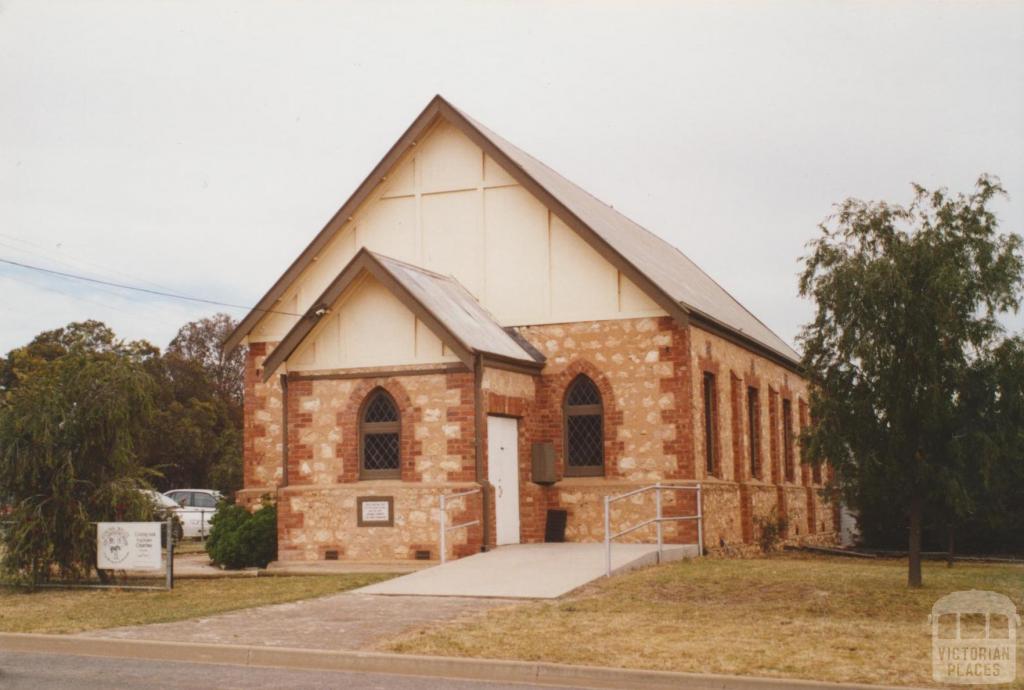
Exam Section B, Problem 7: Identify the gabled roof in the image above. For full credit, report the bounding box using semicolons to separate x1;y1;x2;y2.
259;249;543;381
225;95;801;369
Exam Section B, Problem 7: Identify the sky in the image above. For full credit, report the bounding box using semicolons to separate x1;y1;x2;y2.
2;0;1023;355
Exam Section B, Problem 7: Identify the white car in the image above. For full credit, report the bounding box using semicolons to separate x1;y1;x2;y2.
163;489;222;539
140;490;184;543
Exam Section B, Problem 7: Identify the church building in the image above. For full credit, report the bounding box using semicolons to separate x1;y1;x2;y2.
224;95;838;563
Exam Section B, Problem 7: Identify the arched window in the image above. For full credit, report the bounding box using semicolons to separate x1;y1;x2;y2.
564;375;604;476
360;389;401;479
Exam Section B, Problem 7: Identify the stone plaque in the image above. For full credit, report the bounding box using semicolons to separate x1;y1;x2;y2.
357;496;394;527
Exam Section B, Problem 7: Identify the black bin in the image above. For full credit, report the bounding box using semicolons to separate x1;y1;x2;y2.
545;509;568;543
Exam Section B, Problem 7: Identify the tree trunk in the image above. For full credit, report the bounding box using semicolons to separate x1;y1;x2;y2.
947;525;955;568
908;494;923;587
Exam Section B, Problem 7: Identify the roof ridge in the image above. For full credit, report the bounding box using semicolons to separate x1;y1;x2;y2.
366;250;455;282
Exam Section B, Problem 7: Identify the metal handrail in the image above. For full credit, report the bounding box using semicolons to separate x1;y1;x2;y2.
439;487;482;564
604;482;703;577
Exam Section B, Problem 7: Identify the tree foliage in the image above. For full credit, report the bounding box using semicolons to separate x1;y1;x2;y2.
0;314;246;582
0;347;157;583
798;175;1023;586
141;314;244;494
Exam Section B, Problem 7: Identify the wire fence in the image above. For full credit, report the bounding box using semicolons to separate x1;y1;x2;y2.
0;518;179;591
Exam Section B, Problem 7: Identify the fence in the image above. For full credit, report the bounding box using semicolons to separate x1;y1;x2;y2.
0;517;175;591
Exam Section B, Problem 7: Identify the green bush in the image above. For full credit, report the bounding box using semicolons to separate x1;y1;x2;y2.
205;499;277;569
754;507;789;553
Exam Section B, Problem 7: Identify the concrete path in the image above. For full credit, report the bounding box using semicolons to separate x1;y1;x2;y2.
79;592;511;651
356;542;697;598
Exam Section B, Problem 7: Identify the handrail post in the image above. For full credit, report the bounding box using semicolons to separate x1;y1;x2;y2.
604;495;611;577
655;482;663;563
696;483;704;557
439;494;447;565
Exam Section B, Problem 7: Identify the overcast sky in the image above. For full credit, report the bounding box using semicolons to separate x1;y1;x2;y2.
2;0;1023;355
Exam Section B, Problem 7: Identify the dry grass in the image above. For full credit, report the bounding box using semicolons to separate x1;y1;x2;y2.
384;555;1023;688
0;573;392;634
172;540;209;555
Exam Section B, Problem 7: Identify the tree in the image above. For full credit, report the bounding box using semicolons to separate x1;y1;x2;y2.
167;313;245;407
0;320;158;394
0;348;157;584
140;314;244;494
798;175;1023;587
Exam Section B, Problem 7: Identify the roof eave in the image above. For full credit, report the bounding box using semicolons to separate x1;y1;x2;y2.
687;310;803;374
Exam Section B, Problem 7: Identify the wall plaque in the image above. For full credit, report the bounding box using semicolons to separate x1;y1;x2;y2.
357;496;394;527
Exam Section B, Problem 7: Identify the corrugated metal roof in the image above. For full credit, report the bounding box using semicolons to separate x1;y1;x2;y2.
370;252;540;364
451;105;801;364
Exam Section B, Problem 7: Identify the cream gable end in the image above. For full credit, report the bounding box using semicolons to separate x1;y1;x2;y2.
287;273;458;372
249;120;665;347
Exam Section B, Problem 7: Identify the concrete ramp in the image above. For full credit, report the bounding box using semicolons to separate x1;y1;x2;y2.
355;542;697;599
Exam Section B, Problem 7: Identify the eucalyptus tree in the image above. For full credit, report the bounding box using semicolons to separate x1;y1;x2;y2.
0;347;156;584
798;175;1022;587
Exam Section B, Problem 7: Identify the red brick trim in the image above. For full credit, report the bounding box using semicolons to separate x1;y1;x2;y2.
660;321;694;480
730;372;745;483
445;371;476;483
538;359;623;479
768;387;781;484
798;397;812;486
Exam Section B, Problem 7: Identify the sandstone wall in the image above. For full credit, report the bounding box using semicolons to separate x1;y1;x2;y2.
242;342;284;493
277;482;482;561
277;368;482;560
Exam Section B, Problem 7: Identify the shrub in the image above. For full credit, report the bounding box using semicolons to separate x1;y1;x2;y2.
754;507;789;553
205;499;277;569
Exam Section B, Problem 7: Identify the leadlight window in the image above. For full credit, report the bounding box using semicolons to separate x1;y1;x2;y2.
703;372;717;476
747;386;761;479
564;375;604;477
360;389;400;479
782;398;795;482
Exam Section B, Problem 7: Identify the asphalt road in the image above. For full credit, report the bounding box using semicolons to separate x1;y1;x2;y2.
0;650;596;690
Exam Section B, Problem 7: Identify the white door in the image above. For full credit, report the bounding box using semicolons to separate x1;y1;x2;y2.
487;415;520;545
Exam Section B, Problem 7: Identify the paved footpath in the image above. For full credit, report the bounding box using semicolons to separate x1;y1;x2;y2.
79;592;513;650
0;650;595;690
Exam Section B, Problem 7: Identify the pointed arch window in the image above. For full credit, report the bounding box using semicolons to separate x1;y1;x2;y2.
564;375;604;477
360;389;401;479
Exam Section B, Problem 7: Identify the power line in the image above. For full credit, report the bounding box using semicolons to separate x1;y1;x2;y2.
0;232;182;294
0;257;302;317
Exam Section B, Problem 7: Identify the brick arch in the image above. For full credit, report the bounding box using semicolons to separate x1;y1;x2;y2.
543;359;624;479
337;378;421;482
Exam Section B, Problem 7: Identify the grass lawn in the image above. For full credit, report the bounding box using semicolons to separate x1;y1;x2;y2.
385;555;1023;688
0;573;392;634
172;540;209;555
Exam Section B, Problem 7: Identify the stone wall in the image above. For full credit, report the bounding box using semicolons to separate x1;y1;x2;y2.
277;482;482;561
516;316;692;481
277;368;483;560
239;317;838;563
687;326;838;546
238;342;283;508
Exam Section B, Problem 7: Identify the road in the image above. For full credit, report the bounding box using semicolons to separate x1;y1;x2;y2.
0;650;596;690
